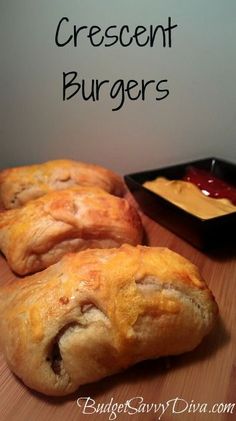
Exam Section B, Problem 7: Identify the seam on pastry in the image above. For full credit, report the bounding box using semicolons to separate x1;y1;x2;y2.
79;303;111;326
10;184;35;207
46;304;110;377
10;190;21;206
53;173;72;183
46;322;79;377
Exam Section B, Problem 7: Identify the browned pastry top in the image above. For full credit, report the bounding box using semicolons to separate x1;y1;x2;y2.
0;159;125;209
0;245;218;396
0;187;142;275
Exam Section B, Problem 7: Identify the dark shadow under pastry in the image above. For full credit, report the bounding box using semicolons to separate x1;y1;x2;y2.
0;244;218;396
0;187;143;275
0;159;125;209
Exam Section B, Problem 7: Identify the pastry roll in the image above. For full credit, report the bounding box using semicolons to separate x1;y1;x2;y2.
0;245;218;396
0;159;125;209
0;187;142;275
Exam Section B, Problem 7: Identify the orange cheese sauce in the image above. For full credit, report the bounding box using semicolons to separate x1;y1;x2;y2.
143;177;236;219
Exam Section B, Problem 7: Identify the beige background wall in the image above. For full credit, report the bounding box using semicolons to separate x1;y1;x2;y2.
0;0;235;174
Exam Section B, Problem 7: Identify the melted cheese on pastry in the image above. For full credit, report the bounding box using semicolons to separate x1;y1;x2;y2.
0;245;218;396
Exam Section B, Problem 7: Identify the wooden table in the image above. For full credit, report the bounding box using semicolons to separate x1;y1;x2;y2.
0;208;235;421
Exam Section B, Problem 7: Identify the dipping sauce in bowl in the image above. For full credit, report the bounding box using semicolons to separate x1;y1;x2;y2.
184;166;236;204
125;158;236;249
143;177;236;219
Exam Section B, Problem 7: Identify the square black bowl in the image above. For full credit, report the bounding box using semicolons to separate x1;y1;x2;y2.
124;157;236;250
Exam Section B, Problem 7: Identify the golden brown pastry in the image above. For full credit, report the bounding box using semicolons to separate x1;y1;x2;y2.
0;187;142;275
0;244;218;396
0;159;125;209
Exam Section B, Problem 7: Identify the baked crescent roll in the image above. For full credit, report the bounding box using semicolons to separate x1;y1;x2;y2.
0;159;125;209
0;187;142;275
0;245;218;396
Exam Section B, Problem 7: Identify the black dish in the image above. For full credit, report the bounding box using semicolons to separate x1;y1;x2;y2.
124;157;236;250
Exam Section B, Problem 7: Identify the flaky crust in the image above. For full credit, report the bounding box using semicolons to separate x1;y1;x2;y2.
0;187;142;275
0;159;125;209
0;245;218;396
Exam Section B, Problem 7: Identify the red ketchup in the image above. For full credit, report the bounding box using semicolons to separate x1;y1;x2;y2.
183;167;236;205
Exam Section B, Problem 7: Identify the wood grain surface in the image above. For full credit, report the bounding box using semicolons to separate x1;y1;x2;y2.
0;202;235;421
